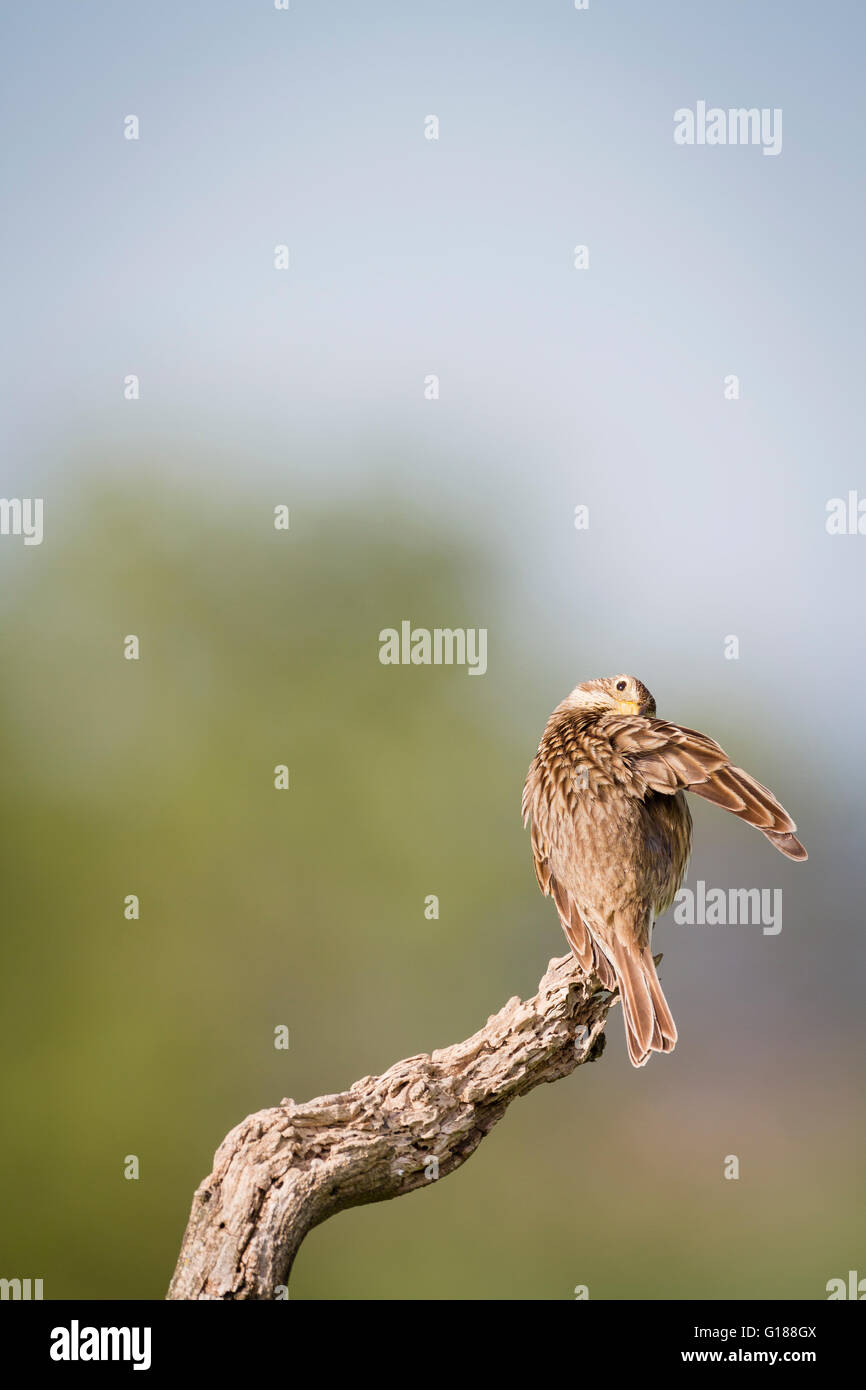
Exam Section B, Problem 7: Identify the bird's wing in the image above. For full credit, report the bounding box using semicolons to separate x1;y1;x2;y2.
604;717;807;861
523;760;617;988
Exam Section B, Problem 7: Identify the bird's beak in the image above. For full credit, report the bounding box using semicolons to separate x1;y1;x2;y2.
616;700;642;716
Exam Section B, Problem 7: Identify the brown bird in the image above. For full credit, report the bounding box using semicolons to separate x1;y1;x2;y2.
522;675;807;1067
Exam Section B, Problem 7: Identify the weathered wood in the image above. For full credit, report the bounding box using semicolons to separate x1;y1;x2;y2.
167;952;613;1299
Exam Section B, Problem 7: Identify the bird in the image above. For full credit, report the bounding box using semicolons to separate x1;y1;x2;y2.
521;675;807;1067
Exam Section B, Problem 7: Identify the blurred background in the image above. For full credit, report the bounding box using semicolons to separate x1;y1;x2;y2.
1;1;864;1299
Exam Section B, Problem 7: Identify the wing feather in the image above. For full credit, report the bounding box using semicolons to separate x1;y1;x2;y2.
524;770;618;989
607;717;806;860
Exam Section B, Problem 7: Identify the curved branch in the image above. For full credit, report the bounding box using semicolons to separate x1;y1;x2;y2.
167;952;614;1299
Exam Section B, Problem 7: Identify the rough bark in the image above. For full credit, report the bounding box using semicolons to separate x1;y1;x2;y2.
167;952;614;1299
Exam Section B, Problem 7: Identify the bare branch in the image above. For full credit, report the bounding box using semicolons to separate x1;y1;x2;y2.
167;952;613;1299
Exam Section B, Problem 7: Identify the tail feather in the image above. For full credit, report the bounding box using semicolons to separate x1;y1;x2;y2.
643;950;677;1052
612;940;677;1067
612;939;655;1066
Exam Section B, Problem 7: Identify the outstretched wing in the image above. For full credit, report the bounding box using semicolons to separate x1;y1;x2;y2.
605;718;807;861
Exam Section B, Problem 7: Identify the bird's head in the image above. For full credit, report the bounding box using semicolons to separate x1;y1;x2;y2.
564;674;656;719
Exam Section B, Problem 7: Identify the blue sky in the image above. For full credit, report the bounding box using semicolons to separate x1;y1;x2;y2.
2;1;864;770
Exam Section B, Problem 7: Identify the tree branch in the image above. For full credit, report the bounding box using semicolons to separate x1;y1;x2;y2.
167;952;614;1299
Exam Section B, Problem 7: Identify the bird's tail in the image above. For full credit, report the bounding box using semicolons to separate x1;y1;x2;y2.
610;938;677;1068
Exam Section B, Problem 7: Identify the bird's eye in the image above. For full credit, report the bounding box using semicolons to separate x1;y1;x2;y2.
616;680;627;692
